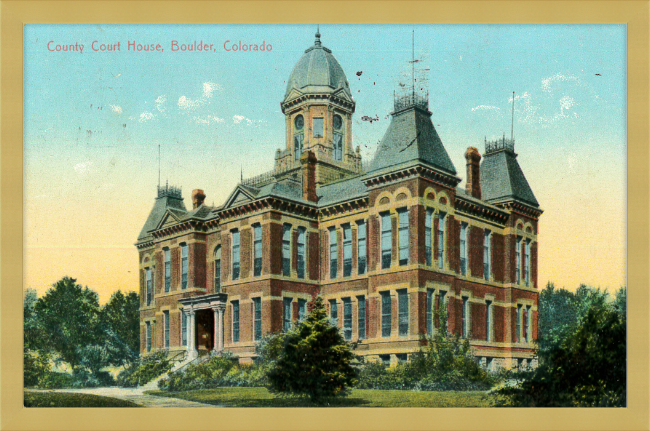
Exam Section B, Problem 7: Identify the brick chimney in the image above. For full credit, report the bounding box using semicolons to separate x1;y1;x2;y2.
465;147;482;199
192;189;206;209
300;151;318;203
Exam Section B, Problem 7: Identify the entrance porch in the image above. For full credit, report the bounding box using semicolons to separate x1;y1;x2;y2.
178;293;227;360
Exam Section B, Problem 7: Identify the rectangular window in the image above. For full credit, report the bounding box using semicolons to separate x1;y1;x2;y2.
398;289;409;336
232;230;240;280
343;224;352;277
253;298;262;341
283;297;293;332
181;312;187;346
329;228;338;279
146;322;151;352
486;301;493;342
438;212;446;268
396;353;408;363
329;300;338;327
461;297;469;338
232;301;240;342
214;259;221;292
516;304;522;342
381;212;392;269
294;133;304;160
516;237;522;284
357;296;366;340
333;133;343;161
145;267;152;306
297;227;306;279
282;224;291;277
526;305;532;343
460;223;468;276
425;209;433;266
181;244;188;289
379;354;390;366
343;298;352;341
398;209;409;266
357;220;367;275
426;289;433;335
253;224;262;277
381;292;391;338
163;310;170;348
525;240;531;286
313;118;324;138
298;299;307;322
164;249;171;292
484;230;491;280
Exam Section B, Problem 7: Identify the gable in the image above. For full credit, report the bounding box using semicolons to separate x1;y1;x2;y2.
223;185;257;210
155;210;182;231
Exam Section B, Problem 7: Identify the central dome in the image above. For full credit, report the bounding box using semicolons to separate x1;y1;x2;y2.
284;30;352;101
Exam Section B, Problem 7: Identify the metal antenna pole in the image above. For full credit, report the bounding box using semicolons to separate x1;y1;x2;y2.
412;30;415;99
511;91;515;142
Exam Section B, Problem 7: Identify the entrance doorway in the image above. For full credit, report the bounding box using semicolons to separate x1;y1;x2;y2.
195;309;214;354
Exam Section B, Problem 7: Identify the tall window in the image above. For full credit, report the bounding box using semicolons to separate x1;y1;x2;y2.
163;310;170;348
461;297;469;338
253;224;262;277
526;305;532;342
438;212;446;268
282;224;291;277
313;117;324;138
283;297;292;332
516;304;522;342
181;312;187;346
232;230;240;280
146;322;151;352
297;227;306;279
329;228;338;279
253;298;262;341
425;209;433;266
381;212;392;269
232;301;240;342
145;267;152;306
381;292;391;337
298;299;307;322
164;248;171;292
181;244;188;289
516;237;522;284
329;299;338;327
484;230;491;280
343;224;352;277
426;289;433;335
524;240;531;286
460;223;468;276
398;208;409;266
398;289;409;336
357;220;367;275
214;246;221;292
357;296;366;340
294;114;304;160
343;298;352;341
333;134;343;161
486;301;493;342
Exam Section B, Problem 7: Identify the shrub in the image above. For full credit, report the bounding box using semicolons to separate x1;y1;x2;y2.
24;351;51;387
116;351;173;387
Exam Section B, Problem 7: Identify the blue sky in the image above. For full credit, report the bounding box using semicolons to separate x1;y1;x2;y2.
23;24;626;300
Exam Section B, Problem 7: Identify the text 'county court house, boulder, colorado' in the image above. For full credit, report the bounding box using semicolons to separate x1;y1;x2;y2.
136;30;542;370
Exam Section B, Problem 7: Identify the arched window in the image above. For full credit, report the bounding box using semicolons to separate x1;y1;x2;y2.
213;246;221;292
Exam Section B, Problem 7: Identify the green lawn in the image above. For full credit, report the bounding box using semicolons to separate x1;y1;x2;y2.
147;387;494;407
24;391;141;408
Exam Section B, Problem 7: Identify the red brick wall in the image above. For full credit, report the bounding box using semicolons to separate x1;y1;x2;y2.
471;302;486;340
493;305;506;342
240;227;252;279
411;205;423;265
308;231;320;280
269;222;282;275
190;242;206;289
492;233;505;283
222;230;231;281
368;215;379;272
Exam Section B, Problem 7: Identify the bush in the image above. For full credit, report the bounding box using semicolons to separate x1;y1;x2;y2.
116;351;173;387
24;351;51;387
38;371;77;389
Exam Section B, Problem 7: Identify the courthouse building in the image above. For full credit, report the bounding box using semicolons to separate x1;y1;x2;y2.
136;30;542;369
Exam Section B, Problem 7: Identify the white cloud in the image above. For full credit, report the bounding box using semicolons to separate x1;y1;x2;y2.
233;114;252;125
194;115;225;125
178;82;221;110
155;95;166;113
109;105;122;114
203;82;220;98
471;105;500;112
541;73;580;93
139;111;155;122
73;161;92;175
177;95;203;110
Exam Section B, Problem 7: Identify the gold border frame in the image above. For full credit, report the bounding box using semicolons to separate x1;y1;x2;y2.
3;1;648;430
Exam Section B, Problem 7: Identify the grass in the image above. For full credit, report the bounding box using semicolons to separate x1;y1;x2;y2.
24;391;141;408
147;387;494;407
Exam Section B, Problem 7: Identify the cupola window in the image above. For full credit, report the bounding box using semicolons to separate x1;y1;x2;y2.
294;115;304;160
333;114;344;161
313;117;324;138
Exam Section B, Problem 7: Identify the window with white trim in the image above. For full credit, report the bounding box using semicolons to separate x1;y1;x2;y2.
460;223;468;276
381;291;391;338
329;228;338;279
232;300;240;342
164;248;171;292
283;297;292;332
343;298;352;341
298;299;307;322
282;224;291;277
426;289;433;335
232;230;240;280
398;208;409;266
145;267;152;306
357;220;367;275
357;296;366;339
329;299;338;327
525;239;531;286
398;289;409;336
381;212;392;269
438;212;446;268
181;312;187;346
214;246;221;292
343;224;352;277
253;224;262;277
516;236;522;285
425;208;433;266
253;298;262;341
146;321;151;352
484;230;491;280
181;243;188;289
297;227;306;279
461;296;469;338
486;300;493;342
163;310;170;349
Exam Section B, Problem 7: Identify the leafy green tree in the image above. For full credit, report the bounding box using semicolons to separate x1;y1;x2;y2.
34;277;102;369
268;296;357;403
99;290;140;364
24;288;48;353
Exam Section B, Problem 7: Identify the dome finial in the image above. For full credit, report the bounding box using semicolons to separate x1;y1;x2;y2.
315;25;321;47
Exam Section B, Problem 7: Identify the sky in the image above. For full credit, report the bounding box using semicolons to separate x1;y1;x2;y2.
23;24;626;304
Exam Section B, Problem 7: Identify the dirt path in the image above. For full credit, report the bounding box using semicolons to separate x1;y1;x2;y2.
26;387;218;408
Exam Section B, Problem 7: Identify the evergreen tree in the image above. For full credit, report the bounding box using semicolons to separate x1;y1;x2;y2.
268;296;357;403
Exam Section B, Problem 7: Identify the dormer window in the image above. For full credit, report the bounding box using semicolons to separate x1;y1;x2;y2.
313;117;323;138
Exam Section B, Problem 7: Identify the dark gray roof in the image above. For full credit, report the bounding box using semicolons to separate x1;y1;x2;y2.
256;179;306;203
480;149;539;207
180;204;215;221
317;176;368;206
137;194;187;241
367;106;457;176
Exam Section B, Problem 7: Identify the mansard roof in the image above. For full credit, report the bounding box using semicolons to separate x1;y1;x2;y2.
317;175;368;206
137;187;187;242
367;104;457;177
480;148;539;208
